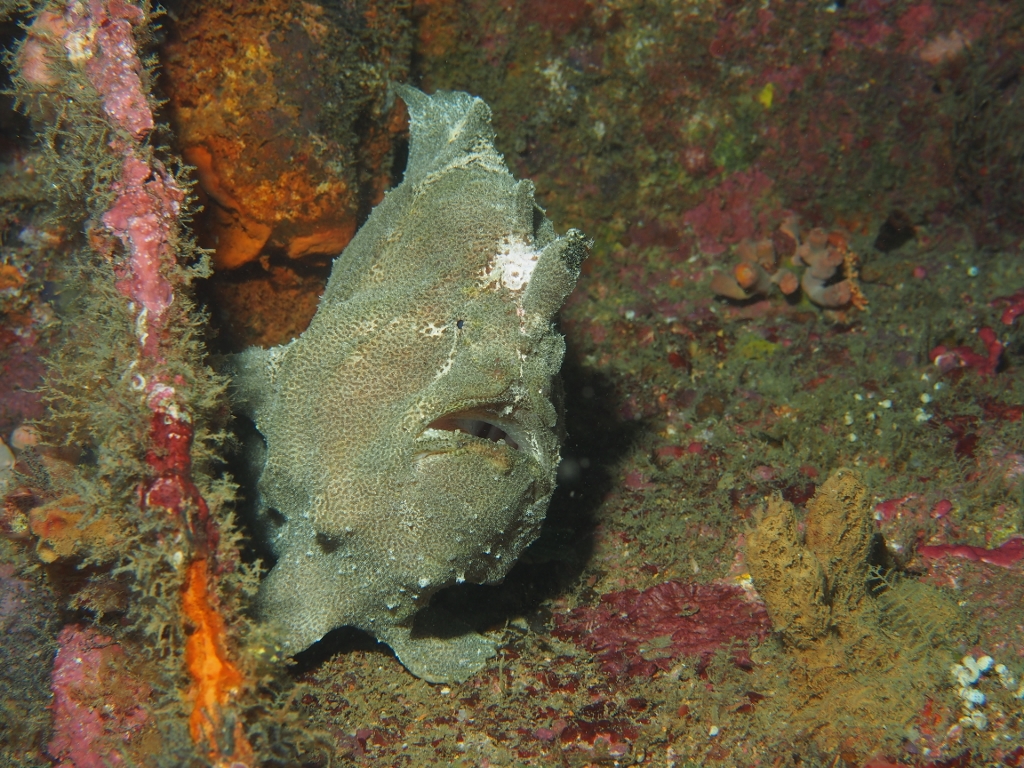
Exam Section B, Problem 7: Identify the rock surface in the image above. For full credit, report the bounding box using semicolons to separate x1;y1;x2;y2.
161;0;410;269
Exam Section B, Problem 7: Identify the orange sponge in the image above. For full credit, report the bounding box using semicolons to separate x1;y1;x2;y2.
183;558;253;766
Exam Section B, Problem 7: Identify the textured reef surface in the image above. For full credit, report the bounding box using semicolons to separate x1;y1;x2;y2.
3;0;1024;767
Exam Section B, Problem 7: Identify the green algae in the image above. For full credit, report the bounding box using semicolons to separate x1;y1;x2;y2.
2;6;267;765
733;334;779;361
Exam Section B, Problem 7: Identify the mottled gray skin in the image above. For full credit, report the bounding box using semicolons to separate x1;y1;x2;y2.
230;86;588;683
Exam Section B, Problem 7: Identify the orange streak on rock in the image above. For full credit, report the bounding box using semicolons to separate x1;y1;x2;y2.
183;558;253;766
0;263;26;290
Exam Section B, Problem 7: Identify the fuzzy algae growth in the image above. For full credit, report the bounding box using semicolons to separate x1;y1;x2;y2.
7;2;259;764
230;86;589;684
747;470;963;747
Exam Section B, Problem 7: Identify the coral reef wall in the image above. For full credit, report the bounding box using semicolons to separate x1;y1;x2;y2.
2;0;1024;766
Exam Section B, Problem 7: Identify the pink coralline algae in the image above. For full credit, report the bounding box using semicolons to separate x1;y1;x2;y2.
72;0;154;140
682;167;776;256
79;0;180;354
553;580;771;677
918;537;1024;568
22;0;179;357
23;0;154;139
993;288;1024;327
102;154;182;346
929;326;1003;377
49;625;152;768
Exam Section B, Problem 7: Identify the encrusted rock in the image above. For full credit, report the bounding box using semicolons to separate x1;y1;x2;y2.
161;0;410;269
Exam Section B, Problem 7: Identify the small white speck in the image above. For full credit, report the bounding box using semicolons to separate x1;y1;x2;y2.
967;266;979;277
920;393;932;404
879;399;892;408
420;322;447;337
959;687;986;706
848;433;858;442
996;663;1018;689
708;726;719;737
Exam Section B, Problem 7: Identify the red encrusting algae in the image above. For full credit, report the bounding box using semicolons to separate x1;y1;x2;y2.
553;580;771;677
993;288;1024;327
929;326;1004;378
918;537;1024;568
142;386;219;557
48;626;152;768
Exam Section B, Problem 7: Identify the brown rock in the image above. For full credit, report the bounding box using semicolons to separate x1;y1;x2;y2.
161;0;411;269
